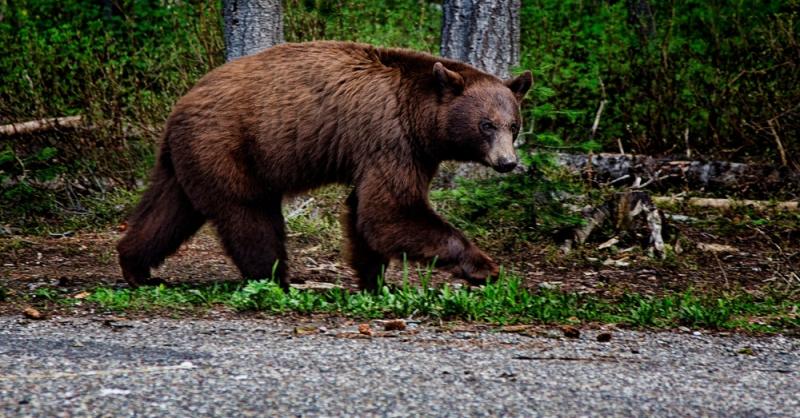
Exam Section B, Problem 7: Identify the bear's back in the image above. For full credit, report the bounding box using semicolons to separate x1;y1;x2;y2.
164;41;496;198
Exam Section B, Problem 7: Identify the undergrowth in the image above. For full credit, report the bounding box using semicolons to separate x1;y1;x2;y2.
431;156;592;241
84;274;799;333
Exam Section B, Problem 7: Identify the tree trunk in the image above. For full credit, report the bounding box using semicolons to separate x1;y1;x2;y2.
440;0;521;79
222;0;284;61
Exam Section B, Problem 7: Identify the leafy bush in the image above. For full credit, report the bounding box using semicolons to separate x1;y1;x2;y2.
520;0;800;166
0;1;223;126
431;167;587;241
284;0;441;51
0;0;224;230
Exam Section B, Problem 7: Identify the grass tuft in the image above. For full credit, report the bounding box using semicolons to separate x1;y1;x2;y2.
85;270;799;333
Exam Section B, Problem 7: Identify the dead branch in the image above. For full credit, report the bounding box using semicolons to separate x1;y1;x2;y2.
653;196;799;212
555;152;800;198
0;116;84;136
590;77;607;139
683;127;691;159
767;118;788;167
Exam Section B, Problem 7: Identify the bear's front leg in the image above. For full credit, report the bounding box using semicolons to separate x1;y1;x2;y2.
343;191;390;291
352;188;498;288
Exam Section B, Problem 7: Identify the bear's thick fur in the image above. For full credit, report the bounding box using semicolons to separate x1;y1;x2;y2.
117;41;531;290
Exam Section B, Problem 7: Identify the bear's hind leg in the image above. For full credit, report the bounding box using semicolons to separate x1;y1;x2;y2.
213;197;289;290
117;162;206;286
343;191;389;291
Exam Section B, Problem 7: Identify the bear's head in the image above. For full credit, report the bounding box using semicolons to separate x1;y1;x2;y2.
433;62;532;173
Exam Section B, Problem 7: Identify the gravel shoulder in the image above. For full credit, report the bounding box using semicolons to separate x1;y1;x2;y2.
1;316;797;417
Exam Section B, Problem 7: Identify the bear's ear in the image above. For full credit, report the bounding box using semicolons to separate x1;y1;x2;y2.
433;62;465;94
505;70;533;102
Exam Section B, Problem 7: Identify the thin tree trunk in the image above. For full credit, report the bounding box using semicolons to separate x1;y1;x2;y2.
440;0;521;79
223;0;284;61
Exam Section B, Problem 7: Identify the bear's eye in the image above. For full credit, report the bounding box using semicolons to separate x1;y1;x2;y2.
480;120;496;133
510;123;519;133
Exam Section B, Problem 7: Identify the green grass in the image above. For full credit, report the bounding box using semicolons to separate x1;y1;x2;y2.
83;272;799;333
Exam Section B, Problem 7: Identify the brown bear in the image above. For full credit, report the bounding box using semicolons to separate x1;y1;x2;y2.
117;41;531;291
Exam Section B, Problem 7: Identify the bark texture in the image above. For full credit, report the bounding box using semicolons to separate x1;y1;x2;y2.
440;0;521;79
223;0;284;61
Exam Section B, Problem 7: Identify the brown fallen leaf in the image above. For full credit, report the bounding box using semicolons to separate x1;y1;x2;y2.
23;307;46;320
383;320;406;331
73;291;91;299
358;323;373;336
293;325;318;336
596;332;612;342
561;325;580;338
500;324;532;333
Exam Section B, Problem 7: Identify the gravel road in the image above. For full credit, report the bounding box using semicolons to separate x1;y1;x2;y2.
0;316;797;417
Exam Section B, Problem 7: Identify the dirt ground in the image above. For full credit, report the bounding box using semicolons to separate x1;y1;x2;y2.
2;207;798;306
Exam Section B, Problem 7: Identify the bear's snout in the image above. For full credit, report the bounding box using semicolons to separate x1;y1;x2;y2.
487;133;518;173
493;157;518;173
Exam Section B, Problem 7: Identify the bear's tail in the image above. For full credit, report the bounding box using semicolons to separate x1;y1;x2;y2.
116;143;206;286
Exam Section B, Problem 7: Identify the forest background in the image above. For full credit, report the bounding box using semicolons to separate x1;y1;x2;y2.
0;0;798;229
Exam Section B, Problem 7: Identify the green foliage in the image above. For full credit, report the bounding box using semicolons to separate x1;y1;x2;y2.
0;0;224;231
0;145;61;226
520;0;800;165
0;0;224;125
284;0;441;52
85;274;799;332
89;282;238;311
432;169;585;240
78;257;800;333
32;286;59;302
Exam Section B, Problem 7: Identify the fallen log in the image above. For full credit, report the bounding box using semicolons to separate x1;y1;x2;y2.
555;152;800;198
0;115;84;136
653;196;799;212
